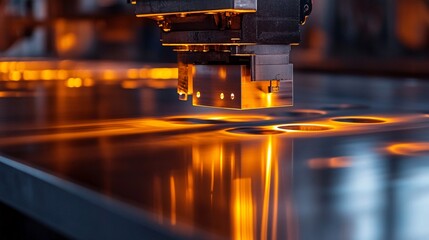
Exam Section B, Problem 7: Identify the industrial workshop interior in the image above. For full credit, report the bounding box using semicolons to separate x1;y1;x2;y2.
0;0;428;239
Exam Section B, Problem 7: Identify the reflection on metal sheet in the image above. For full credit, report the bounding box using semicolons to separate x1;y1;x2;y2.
0;64;429;239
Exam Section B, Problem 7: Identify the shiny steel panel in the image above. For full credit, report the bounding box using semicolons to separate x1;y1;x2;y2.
0;61;429;239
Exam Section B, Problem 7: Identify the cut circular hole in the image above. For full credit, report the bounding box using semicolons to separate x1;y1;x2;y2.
167;116;268;124
332;117;385;124
227;127;284;135
270;109;326;118
321;104;369;111
278;124;333;132
167;117;229;124
387;143;429;157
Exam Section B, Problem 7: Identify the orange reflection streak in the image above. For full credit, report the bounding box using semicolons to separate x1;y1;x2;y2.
271;156;279;240
271;115;411;137
186;167;194;208
0;118;206;146
211;153;215;206
233;178;255;240
387;142;429;156
170;176;177;225
266;93;273;108
308;157;352;169
0;61;178;81
261;136;273;240
220;145;224;178
167;114;269;125
153;177;164;224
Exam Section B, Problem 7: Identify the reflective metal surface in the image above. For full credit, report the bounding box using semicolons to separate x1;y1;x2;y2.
0;61;429;239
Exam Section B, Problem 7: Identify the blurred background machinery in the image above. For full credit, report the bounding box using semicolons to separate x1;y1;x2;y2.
1;0;428;76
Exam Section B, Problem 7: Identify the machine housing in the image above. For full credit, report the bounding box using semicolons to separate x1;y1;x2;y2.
128;0;312;109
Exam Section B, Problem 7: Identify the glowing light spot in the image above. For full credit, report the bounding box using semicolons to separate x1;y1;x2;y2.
58;33;77;52
218;67;227;80
148;68;178;79
9;71;21;81
196;91;201;98
220;93;225;100
66;78;82;88
231;93;235;100
267;93;272;107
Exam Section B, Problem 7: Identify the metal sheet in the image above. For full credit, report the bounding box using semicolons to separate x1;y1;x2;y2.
0;61;428;239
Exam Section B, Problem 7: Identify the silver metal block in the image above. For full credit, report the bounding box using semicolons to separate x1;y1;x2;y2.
192;65;293;109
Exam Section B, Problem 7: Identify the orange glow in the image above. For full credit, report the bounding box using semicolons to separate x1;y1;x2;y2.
58;33;77;52
270;115;408;137
232;178;255;240
66;78;83;88
9;71;21;81
0;118;207;146
387;142;429;156
127;69;139;79
5;82;20;90
308;157;352;169
23;70;40;81
0;62;8;73
103;70;117;80
139;68;149;79
41;70;56;80
266;93;272;108
170;176;177;225
218;67;227;80
137;9;256;18
168;114;269;125
83;78;95;87
277;123;334;132
0;61;178;82
57;70;68;80
121;80;139;89
261;136;273;240
149;68;178;79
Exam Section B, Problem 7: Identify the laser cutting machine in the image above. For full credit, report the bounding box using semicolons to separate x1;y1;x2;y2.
128;0;312;109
